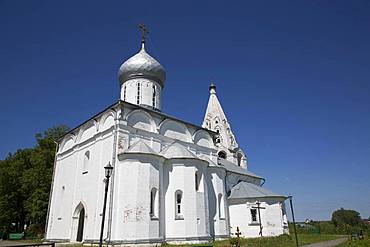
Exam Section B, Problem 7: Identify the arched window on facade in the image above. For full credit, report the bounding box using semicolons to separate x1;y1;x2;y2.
150;187;158;219
237;153;243;166
218;193;225;219
82;151;90;174
218;151;227;159
215;135;222;145
175;190;183;219
214;117;220;125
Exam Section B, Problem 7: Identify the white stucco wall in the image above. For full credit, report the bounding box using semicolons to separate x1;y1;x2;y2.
111;155;163;243
229;198;287;238
163;159;211;243
46;111;116;242
206;167;229;239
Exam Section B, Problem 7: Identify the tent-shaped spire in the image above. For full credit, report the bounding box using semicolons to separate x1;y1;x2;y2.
202;83;238;150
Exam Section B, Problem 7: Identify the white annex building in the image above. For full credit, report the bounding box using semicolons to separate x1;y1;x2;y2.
45;31;289;245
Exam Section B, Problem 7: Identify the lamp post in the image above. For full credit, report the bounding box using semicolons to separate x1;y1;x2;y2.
289;195;299;247
99;162;113;247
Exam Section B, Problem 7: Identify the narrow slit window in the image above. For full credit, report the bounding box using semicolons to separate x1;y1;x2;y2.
237;153;243;166
150;188;158;218
195;172;199;191
123;85;126;101
175;190;183;219
137;83;141;104
218;194;225;219
82;151;90;174
152;85;156;108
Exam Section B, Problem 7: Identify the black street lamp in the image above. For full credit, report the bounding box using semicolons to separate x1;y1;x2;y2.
99;162;113;247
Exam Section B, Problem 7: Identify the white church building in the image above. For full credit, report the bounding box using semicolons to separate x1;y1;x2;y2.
45;32;289;245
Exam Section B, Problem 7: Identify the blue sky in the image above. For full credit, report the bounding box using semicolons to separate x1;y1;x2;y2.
1;1;369;221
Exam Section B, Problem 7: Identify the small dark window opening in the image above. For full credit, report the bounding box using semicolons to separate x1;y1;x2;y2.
150;191;154;215
137;83;141;104
123;85;127;101
218;151;227;159
237;153;243;166
152;85;156;108
251;209;258;222
176;193;182;214
195;172;199;191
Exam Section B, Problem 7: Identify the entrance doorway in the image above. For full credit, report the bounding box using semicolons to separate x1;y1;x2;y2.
76;207;85;241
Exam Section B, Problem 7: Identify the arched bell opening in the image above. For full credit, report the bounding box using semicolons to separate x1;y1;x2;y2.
218;151;227;159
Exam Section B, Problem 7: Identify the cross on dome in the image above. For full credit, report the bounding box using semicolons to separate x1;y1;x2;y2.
139;23;149;45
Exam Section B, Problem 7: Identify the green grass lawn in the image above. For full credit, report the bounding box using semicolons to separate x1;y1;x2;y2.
335;236;370;247
9;234;344;247
162;234;344;247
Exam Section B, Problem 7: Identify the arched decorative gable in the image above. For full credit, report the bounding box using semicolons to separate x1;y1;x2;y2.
59;135;75;153
100;111;115;132
193;130;213;148
78;122;97;143
126;110;156;132
159;119;191;142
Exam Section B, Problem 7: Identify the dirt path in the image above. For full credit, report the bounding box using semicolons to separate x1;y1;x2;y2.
0;241;26;246
301;238;347;247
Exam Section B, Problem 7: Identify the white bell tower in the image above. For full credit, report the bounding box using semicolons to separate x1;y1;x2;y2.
202;83;247;168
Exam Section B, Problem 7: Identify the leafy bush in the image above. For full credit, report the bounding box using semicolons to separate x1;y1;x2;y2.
24;223;44;238
229;237;238;246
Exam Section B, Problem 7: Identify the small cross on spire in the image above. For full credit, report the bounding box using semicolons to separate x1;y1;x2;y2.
139;23;149;44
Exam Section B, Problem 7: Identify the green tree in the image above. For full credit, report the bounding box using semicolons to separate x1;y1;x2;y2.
332;208;362;227
25;125;69;226
0;125;69;235
0;149;33;232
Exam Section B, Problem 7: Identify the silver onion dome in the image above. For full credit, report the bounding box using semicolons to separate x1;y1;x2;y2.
118;44;166;87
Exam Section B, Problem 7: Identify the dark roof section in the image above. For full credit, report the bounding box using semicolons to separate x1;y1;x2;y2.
218;158;263;179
